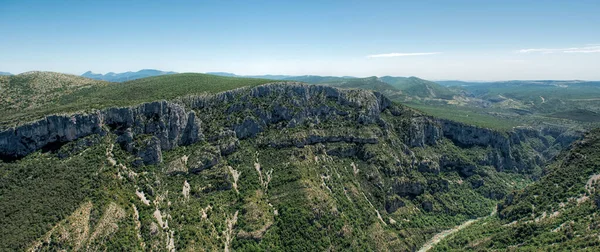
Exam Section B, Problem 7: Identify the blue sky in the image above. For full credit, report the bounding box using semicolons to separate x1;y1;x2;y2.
1;0;599;80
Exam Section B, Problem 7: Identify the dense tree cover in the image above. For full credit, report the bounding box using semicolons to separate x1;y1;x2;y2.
433;129;600;250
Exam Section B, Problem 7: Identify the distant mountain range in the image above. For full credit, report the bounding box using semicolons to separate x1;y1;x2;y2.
435;80;600;87
81;69;176;82
205;72;358;83
0;72;12;76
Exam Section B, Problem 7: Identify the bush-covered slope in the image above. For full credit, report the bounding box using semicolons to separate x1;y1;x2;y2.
318;76;404;101
432;129;600;251
0;72;273;129
0;82;578;251
0;72;109;125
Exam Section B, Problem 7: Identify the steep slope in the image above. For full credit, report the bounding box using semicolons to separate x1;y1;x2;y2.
432;129;600;251
0;82;578;251
82;69;177;82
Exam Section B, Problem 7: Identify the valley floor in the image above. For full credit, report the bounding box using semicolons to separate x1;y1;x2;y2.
419;207;497;252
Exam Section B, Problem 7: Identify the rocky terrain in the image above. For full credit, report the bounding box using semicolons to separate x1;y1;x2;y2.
0;82;583;251
432;129;600;251
1;83;576;169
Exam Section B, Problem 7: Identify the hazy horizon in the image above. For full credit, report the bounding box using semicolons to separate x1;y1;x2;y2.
1;0;599;80
5;69;600;82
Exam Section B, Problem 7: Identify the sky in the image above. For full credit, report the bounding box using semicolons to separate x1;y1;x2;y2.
1;0;599;80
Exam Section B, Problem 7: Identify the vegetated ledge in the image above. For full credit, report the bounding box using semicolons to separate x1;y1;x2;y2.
0;82;581;174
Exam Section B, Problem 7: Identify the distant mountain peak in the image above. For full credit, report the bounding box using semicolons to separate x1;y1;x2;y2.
81;69;177;82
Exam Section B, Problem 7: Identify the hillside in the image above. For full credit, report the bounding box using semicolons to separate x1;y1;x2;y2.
0;72;110;127
321;76;396;90
381;76;456;100
433;129;600;250
318;76;404;100
0;72;273;129
0;71;11;76
0;79;580;251
82;69;177;82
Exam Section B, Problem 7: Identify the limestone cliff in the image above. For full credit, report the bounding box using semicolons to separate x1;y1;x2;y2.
0;82;579;174
1;82;587;251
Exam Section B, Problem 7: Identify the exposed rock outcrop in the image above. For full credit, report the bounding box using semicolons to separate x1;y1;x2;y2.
188;146;221;173
133;136;163;167
408;117;441;147
391;178;425;197
0;82;580;176
1;82;393;162
0;101;203;161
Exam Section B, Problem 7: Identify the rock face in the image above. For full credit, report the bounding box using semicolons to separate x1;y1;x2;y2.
233;117;262;139
133;136;163;166
434;120;578;172
392;178;425;198
188;146;221;174
0;101;202;161
0;113;103;160
408;117;441;147
0;82;579;174
0;83;392;161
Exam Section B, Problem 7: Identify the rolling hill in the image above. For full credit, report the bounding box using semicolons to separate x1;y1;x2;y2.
380;76;456;100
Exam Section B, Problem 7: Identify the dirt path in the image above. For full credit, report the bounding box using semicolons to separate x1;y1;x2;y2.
418;207;496;252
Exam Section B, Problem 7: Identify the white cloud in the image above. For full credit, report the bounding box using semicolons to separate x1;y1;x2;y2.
518;45;600;54
367;52;441;58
